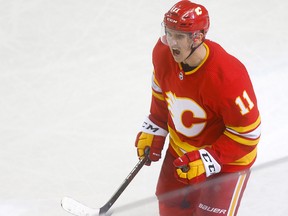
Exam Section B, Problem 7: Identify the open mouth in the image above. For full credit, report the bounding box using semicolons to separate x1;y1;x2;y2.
172;48;180;56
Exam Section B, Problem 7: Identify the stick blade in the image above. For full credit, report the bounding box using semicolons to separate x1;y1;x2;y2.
61;197;100;216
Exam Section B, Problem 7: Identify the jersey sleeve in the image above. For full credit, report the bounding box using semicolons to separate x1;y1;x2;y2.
211;60;261;172
148;71;169;131
148;40;169;131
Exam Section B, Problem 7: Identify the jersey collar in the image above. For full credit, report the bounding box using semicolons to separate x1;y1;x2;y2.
178;43;210;75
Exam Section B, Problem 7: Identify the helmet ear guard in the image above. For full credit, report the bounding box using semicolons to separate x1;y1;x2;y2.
191;31;205;43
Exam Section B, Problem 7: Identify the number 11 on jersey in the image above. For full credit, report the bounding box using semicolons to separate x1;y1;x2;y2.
235;90;255;115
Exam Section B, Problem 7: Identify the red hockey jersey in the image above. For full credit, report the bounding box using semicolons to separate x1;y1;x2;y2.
150;39;261;172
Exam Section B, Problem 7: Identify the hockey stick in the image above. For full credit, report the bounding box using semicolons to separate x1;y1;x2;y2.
61;148;150;216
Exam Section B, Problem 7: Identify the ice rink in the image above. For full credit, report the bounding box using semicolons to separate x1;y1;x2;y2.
1;0;288;215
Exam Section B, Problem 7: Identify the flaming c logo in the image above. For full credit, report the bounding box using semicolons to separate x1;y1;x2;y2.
166;92;207;137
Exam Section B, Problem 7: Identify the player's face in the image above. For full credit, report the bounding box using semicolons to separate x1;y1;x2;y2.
165;28;193;63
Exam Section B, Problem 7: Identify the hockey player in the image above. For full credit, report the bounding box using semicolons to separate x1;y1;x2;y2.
135;1;261;216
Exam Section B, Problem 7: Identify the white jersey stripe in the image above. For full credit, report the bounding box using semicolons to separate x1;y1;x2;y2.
226;124;261;140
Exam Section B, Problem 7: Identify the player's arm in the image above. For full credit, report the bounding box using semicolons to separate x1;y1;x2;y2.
174;70;261;183
174;95;260;184
135;71;169;164
212;85;261;172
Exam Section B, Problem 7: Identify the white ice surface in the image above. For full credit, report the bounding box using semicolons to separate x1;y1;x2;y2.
0;0;288;215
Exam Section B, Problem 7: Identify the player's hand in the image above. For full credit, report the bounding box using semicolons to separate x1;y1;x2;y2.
135;117;168;165
173;149;222;184
135;132;166;165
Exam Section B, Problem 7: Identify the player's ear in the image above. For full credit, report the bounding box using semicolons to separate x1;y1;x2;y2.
194;32;204;43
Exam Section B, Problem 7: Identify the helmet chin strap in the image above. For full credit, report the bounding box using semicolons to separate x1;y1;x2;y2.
184;40;204;62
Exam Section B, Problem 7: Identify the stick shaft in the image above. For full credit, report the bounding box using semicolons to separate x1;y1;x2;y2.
99;154;149;215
